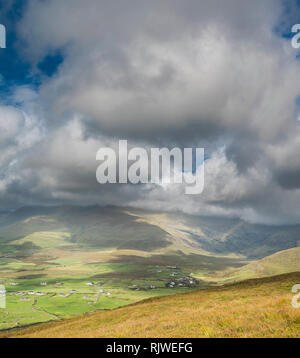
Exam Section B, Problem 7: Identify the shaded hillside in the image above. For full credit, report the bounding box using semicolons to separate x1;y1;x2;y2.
0;206;170;251
129;210;300;259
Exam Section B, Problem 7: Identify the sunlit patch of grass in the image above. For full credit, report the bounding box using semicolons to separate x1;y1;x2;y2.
10;232;74;250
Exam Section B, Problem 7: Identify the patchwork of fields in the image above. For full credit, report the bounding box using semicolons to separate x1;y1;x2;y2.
0;228;237;330
3;272;300;338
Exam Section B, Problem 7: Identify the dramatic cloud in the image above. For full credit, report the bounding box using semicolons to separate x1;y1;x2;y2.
0;0;300;224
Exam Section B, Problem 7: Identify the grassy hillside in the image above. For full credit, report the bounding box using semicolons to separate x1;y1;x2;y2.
2;272;300;338
204;246;300;283
0;206;170;251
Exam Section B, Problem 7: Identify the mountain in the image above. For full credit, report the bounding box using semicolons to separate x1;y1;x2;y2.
3;272;300;338
0;206;169;251
1;205;300;258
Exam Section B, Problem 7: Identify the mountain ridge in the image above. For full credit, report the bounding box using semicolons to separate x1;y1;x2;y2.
1;205;300;259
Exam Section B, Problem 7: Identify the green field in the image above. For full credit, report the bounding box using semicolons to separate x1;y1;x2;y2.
0;260;210;330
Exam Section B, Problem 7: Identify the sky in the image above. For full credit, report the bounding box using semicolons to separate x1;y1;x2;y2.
0;0;300;224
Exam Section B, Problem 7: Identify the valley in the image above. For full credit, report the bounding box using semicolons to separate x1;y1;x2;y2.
2;272;300;338
0;205;300;332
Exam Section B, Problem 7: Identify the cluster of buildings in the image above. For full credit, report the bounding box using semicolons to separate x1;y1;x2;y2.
86;282;103;287
8;279;112;302
14;291;45;297
166;276;198;288
128;284;157;291
7;266;197;305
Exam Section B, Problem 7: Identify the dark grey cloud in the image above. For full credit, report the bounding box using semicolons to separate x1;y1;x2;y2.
275;168;300;189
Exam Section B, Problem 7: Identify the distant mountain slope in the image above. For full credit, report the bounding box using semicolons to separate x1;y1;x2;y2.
0;206;300;258
152;212;300;259
122;210;300;259
214;246;300;282
4;272;300;338
0;206;170;251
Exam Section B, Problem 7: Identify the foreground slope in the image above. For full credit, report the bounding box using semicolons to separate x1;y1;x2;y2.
3;272;300;338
